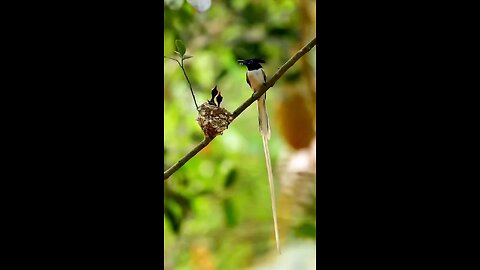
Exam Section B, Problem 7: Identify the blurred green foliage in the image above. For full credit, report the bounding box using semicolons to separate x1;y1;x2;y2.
164;0;316;269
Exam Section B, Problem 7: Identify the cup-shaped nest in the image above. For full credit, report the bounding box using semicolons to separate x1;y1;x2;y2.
196;102;233;138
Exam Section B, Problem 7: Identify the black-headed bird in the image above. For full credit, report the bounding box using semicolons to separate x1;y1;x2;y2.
215;91;223;107
238;58;280;253
209;85;219;106
237;59;270;139
208;85;224;107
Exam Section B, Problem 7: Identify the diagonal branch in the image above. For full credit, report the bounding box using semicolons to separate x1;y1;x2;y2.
164;37;317;180
164;137;213;180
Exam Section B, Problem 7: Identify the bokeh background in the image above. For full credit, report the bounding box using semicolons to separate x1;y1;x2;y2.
164;0;316;269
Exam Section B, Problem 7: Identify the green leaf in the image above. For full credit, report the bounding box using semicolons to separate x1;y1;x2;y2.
183;54;194;60
224;168;237;189
223;198;237;227
294;222;316;239
164;202;182;234
175;39;186;56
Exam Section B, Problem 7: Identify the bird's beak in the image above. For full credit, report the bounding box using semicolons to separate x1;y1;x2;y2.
237;60;245;65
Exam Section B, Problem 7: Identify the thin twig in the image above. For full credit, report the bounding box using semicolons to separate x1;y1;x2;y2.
164;37;317;181
164;56;180;64
164;56;199;110
180;59;199;110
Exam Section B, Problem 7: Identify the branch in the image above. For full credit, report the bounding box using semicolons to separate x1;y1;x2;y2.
232;37;317;120
164;137;212;180
164;37;317;181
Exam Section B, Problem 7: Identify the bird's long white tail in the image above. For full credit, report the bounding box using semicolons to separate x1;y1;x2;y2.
258;95;280;253
257;94;270;140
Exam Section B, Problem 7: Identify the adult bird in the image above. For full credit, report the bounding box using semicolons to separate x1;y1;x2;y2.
238;58;280;253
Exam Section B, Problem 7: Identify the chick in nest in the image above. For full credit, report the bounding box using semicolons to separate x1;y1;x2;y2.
197;86;233;138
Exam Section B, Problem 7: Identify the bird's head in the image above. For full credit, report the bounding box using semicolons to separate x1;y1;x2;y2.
237;58;265;70
211;85;218;95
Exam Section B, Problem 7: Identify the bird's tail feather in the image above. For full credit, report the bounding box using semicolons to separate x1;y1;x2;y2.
261;133;280;253
259;95;280;253
257;94;271;140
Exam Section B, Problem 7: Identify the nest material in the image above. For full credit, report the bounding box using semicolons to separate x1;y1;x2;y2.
197;102;233;138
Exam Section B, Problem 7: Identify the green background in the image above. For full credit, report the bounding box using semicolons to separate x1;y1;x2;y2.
164;1;316;269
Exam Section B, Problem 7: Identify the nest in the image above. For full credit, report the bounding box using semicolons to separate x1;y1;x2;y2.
197;102;233;138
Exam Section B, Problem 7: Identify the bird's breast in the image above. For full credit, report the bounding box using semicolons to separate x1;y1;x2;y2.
247;69;265;92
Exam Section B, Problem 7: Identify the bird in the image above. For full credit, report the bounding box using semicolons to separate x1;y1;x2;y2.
215;91;223;107
208;85;224;107
209;85;219;106
238;58;280;253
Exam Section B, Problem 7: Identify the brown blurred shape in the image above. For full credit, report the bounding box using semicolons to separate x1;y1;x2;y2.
190;243;216;270
275;87;315;150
